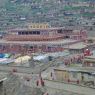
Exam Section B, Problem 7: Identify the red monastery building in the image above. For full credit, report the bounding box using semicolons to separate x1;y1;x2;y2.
5;23;65;41
0;23;88;54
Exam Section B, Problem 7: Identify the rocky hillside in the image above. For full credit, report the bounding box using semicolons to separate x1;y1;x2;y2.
0;0;95;30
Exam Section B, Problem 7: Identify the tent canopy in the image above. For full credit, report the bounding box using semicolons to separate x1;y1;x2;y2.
0;53;11;58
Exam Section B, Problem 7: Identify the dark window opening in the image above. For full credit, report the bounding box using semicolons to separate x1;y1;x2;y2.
29;32;33;34
30;46;33;49
25;32;28;35
32;31;40;35
37;31;40;34
48;47;51;49
22;32;25;35
18;31;40;35
64;36;70;38
33;31;36;34
57;29;63;33
18;32;21;35
88;39;93;43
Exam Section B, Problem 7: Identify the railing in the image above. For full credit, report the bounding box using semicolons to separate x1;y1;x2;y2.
5;35;64;41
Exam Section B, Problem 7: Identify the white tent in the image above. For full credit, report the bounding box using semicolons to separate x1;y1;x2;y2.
0;58;14;64
15;55;31;63
33;55;47;61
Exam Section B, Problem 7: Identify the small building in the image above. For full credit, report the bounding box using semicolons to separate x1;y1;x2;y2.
49;67;95;85
82;56;95;67
64;42;88;54
0;23;88;53
70;30;87;41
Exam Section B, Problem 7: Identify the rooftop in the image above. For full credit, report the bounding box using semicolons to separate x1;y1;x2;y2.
65;42;87;49
0;39;78;45
54;67;95;73
9;27;64;32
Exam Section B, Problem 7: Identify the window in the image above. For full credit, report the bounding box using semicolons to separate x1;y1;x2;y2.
72;72;77;78
26;32;28;35
37;25;39;28
33;31;36;34
40;25;42;28
65;36;70;38
19;31;41;35
33;25;35;28
46;25;48;28
30;46;33;49
29;31;32;35
18;32;21;35
29;31;40;35
57;29;63;33
22;32;25;35
37;31;40;34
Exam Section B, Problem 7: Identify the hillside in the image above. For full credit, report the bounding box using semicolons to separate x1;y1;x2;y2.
0;0;95;30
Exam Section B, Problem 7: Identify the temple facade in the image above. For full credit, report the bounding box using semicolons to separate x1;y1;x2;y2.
0;23;88;54
5;23;65;41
